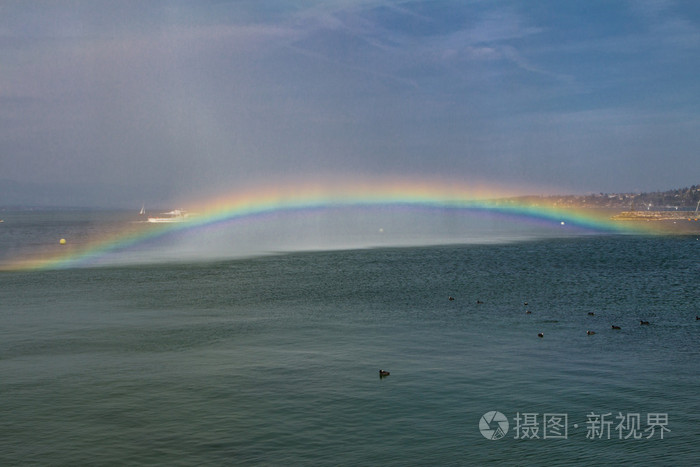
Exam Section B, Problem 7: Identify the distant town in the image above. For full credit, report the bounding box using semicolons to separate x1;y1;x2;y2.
507;185;700;211
2;184;699;213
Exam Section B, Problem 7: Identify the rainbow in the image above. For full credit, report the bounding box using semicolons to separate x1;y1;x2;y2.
0;179;669;271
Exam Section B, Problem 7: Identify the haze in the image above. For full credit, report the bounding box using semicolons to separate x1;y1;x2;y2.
2;0;699;208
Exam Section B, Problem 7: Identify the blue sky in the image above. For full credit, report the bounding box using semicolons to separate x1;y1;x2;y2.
2;0;699;207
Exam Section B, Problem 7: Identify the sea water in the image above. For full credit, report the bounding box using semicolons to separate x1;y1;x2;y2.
1;211;699;465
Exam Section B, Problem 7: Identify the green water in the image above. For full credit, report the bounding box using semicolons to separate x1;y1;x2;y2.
1;216;699;465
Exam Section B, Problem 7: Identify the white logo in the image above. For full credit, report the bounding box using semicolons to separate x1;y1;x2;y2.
480;411;509;440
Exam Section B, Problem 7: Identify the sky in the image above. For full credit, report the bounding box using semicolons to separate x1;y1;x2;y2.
1;0;699;208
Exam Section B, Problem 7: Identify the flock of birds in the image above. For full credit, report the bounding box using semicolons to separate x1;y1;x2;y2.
379;299;700;378
447;297;700;339
528;301;655;338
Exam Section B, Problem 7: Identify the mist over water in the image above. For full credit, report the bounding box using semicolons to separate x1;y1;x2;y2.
0;207;596;269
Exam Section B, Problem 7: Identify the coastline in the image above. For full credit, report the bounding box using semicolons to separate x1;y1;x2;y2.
611;210;700;221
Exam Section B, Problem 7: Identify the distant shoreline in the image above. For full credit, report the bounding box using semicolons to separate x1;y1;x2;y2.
611;210;700;221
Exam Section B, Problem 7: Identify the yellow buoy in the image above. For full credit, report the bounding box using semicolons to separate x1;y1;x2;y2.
59;238;66;245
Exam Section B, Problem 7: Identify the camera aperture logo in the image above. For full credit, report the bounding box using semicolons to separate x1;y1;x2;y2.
480;411;509;440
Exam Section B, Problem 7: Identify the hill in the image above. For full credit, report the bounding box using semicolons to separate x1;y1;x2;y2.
512;185;700;210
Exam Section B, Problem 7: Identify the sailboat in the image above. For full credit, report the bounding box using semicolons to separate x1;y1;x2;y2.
139;204;145;215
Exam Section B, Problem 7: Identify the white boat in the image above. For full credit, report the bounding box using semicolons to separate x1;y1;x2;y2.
139;204;145;215
147;209;190;223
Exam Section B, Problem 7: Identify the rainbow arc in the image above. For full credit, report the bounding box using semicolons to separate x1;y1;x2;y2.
1;180;664;271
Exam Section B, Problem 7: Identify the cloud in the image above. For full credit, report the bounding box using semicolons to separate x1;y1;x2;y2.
2;1;700;206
